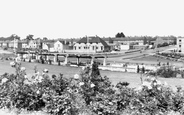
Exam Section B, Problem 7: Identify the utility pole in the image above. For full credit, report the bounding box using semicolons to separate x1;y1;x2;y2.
13;34;16;54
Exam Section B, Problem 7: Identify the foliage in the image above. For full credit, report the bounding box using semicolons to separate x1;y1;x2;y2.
26;34;34;41
0;60;184;115
149;65;177;78
115;32;125;38
157;42;169;48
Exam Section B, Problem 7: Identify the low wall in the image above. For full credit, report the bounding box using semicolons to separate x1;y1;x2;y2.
99;66;137;73
100;63;158;73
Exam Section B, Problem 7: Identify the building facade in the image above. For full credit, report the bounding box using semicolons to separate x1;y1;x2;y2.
177;37;184;52
73;36;110;53
8;39;19;48
54;40;64;52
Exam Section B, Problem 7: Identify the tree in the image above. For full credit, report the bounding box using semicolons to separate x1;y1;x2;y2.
8;34;20;40
43;37;48;41
108;37;113;44
26;34;34;41
143;37;147;45
115;32;125;38
15;35;20;40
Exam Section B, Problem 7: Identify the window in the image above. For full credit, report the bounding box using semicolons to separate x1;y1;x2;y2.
93;46;95;50
74;46;76;50
96;46;98;49
79;47;81;49
101;46;103;50
179;40;182;42
179;45;181;47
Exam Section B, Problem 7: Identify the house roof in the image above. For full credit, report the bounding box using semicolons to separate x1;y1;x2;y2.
112;37;146;41
46;43;54;48
77;36;109;46
57;40;65;44
42;40;56;43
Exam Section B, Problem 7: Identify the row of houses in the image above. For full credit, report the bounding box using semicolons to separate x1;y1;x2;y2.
0;36;177;53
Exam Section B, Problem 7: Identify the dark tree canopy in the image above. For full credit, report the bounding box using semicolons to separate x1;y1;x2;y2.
26;34;34;40
9;34;20;40
43;37;48;41
115;32;125;38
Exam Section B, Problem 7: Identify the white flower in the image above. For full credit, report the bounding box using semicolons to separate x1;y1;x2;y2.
82;66;86;70
109;102;113;105
164;81;168;86
79;82;84;86
34;75;43;83
20;67;26;71
151;77;156;81
15;57;21;63
153;82;157;86
157;87;161;91
35;72;40;75
24;75;28;78
74;74;80;79
90;83;95;88
136;86;143;91
10;61;15;67
156;80;162;85
67;88;72;93
38;76;43;82
142;81;151;87
43;69;49;73
147;85;152;90
36;90;40;94
142;81;152;89
1;78;8;83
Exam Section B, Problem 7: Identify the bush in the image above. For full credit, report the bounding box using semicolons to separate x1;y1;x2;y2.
0;60;184;114
156;66;177;78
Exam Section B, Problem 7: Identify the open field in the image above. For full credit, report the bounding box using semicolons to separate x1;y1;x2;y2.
0;60;184;90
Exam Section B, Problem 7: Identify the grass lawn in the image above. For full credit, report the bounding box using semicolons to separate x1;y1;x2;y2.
0;60;184;90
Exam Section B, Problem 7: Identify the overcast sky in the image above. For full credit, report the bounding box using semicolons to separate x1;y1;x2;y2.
0;0;183;39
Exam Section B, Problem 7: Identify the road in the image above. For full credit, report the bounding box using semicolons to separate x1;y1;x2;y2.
105;45;180;65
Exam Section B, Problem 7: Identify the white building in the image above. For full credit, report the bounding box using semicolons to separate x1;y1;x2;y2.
177;37;184;52
28;39;42;49
54;40;64;52
120;44;130;50
42;43;55;52
73;36;110;53
9;39;19;48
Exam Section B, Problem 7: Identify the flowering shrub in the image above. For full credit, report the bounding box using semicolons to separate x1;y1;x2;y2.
0;61;184;115
149;65;177;78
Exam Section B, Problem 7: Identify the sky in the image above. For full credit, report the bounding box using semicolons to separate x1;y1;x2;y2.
0;0;183;39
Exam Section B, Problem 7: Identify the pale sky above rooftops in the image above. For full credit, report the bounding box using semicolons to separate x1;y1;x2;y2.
0;0;183;39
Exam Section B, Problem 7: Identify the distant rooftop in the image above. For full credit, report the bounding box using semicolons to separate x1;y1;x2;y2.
77;36;109;46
